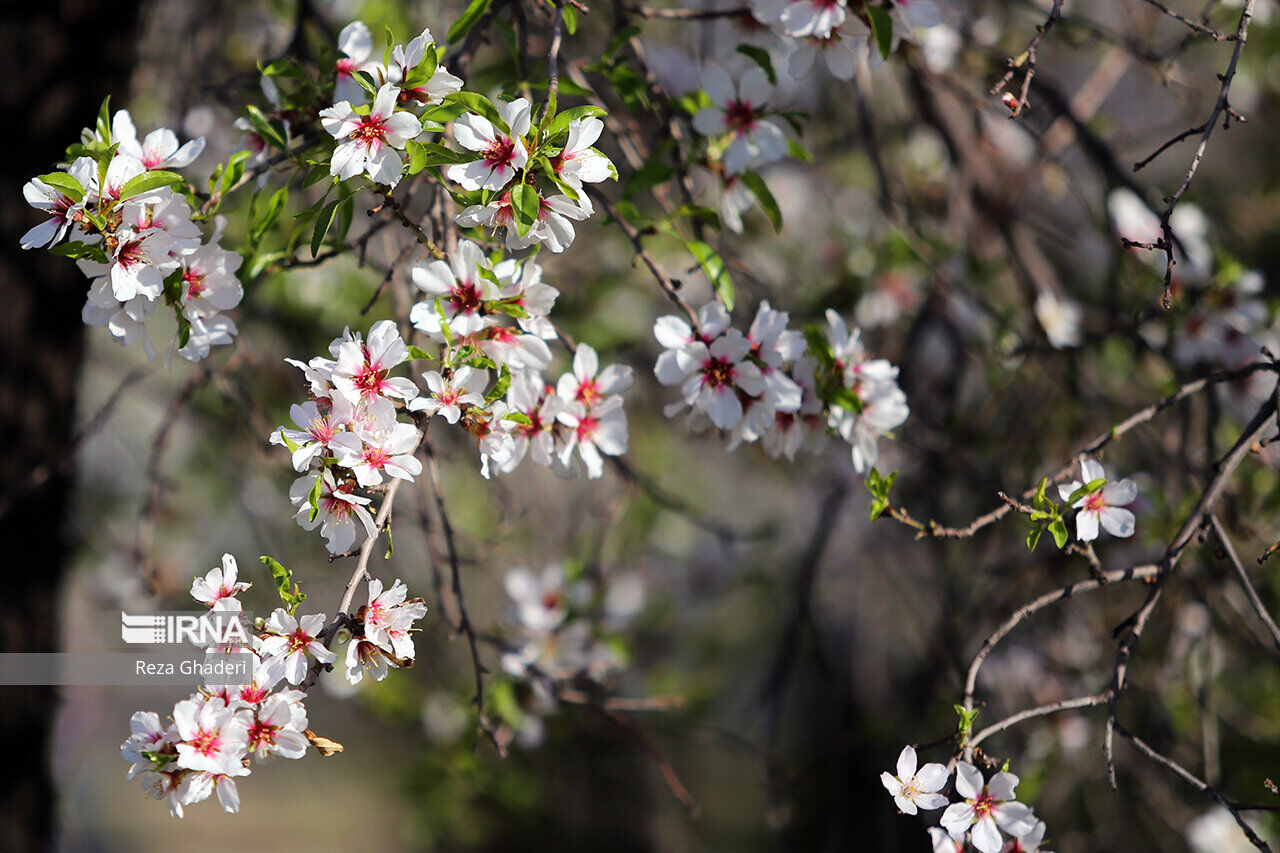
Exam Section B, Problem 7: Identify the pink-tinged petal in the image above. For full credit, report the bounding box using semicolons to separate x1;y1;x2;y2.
330;140;366;181
701;385;743;430
654;315;693;349
371;83;399;119
1075;509;1099;542
970;815;1004;853
320;103;360;138
367;146;404;186
452;114;497;151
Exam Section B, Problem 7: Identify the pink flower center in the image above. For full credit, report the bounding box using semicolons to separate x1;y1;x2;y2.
353;361;390;399
191;728;222;757
1083;491;1107;513
184;270;206;299
701;357;737;388
361;446;391;470
285;628;314;655
575;379;602;407
117;239;147;270
351;114;389;150
724;101;759;134
450;280;483;314
238;684;270;704
541;591;562;610
483;136;518;169
972;790;995;818
336;57;357;77
575;415;600;441
247;719;279;750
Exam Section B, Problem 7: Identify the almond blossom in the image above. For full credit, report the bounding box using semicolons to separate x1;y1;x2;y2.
408;367;487;423
330;408;422;487
409;240;497;338
112;109;205;171
455;190;589;253
321;82;422;186
20;157;93;249
330;319;419;404
556;343;635;408
242;693;309;760
270;396;356;471
387;28;464;106
656;325;767;430
289;470;377;554
259;609;337;685
879;745;950;814
557;396;629;479
754;0;847;38
190;554;251;607
788;29;863;80
550;117;615;199
692;67;788;175
940;762;1038;853
1058;458;1137;542
446;97;531;191
172;696;250;777
1003;820;1053;853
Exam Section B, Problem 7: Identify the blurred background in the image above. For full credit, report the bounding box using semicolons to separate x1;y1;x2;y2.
6;0;1280;850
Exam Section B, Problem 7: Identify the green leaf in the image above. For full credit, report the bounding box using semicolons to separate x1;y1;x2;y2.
435;298;453;342
739;172;782;231
736;45;776;86
544;105;608;140
1066;478;1107;505
563;5;579;34
244;105;287;150
96;96;113;144
866;6;894;60
485;364;512;404
511;184;541;237
1027;524;1044;552
311;198;341;258
407;345;436;361
35;172;85;202
117;170;185;202
445;91;506;131
384;526;394;559
448;0;493;43
787;139;814;164
307;473;324;523
503;411;533;425
686;240;734;311
49;241;108;263
260;556;307;615
828;385;865;415
1049;518;1069;549
250;186;289;243
803;325;835;367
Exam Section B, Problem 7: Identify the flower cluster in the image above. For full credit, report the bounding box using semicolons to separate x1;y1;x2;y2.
407;241;633;479
320;24;463;187
446;99;616;252
271;320;421;554
22;108;243;362
122;556;312;817
881;747;1051;853
124;554;429;817
654;301;908;473
344;578;429;685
